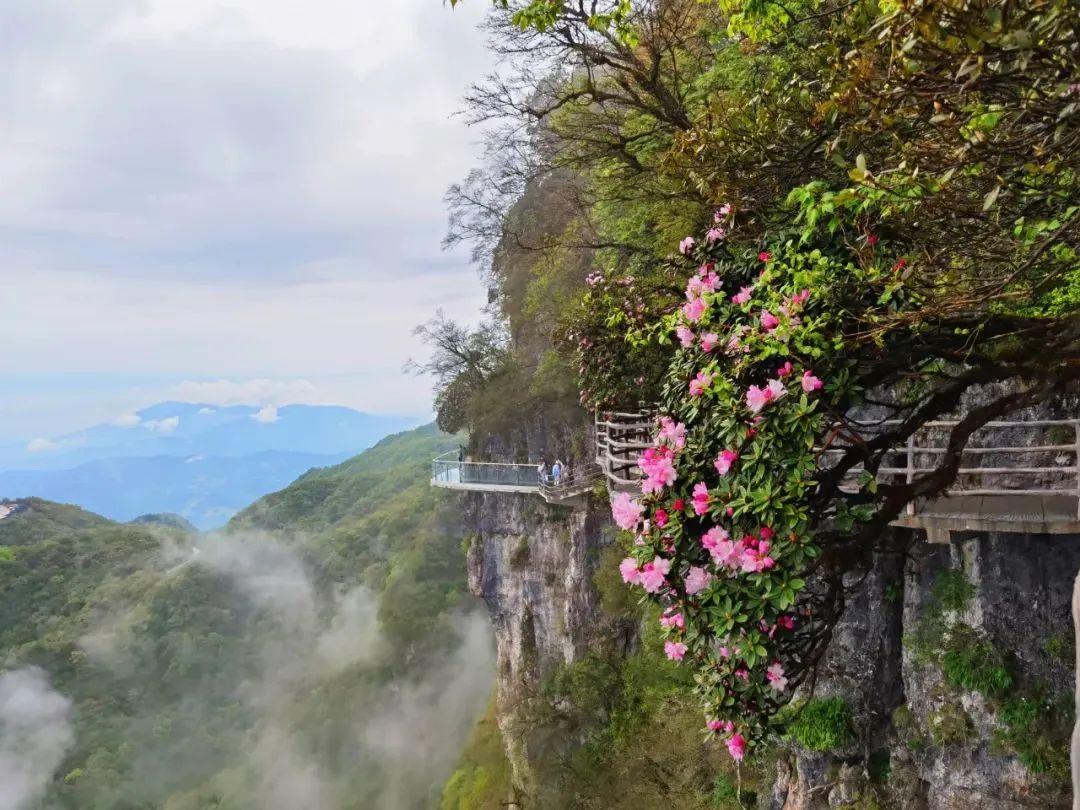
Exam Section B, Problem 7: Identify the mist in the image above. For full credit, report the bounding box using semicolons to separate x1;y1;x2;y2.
0;668;74;810
74;529;495;809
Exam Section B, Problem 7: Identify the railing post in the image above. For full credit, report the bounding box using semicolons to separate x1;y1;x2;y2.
1075;419;1080;520
906;432;917;516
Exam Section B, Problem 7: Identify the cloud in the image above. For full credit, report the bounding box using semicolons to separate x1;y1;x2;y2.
143;416;179;433
113;412;141;427
0;667;74;810
196;407;215;416
252;404;279;424
0;0;493;438
26;437;60;453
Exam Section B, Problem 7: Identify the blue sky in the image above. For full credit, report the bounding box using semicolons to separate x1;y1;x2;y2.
0;0;493;442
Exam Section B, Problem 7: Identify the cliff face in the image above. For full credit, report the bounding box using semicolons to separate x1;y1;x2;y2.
773;529;1079;810
466;483;1078;809
465;491;634;804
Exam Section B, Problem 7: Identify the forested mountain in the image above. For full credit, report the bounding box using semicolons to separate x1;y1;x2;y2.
0;404;421;530
0;425;494;810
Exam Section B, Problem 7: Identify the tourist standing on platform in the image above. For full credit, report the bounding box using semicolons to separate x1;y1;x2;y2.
552;459;563;486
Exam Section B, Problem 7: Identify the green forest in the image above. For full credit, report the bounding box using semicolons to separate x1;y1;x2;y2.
0;426;493;810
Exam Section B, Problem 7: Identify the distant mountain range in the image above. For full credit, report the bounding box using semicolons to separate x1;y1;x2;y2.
0;403;420;529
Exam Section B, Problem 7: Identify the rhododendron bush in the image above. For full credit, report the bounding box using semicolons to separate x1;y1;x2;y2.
606;204;923;755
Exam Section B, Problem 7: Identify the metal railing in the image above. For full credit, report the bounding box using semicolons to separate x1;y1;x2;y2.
431;452;601;503
595;412;1080;519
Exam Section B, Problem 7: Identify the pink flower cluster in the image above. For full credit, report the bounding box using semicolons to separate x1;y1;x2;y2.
657;416;687;450
664;640;688;660
746;379;787;413
611;492;645;530
714;449;738;475
660;611;685;631
620;555;673;594
639;445;677;494
701;527;776;573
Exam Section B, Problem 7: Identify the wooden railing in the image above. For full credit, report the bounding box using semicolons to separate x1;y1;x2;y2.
595;412;1080;521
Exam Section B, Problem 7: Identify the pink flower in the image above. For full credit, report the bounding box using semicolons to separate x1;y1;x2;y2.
673;498;685;512
767;379;787;400
777;361;794;378
691;482;711;516
794;288;811;305
759;526;774;541
664;640;688;661
801;370;823;392
676;324;695;348
705;226;725;243
611;492;645;530
654;508;669;528
777;615;796;631
679;236;696;255
759;251;772;262
715;203;732;221
760;310;780;331
639;446;678;494
657;417;687;450
660;611;686;631
741;541;775;573
734;667;749;681
766;662;788;691
698;269;721;292
732;286;752;306
639;556;672;593
726;733;748;761
684;565;712;595
866;234;879;246
689;371;713;397
703;528;744;570
686;276;706;300
700;332;720;352
707;719;724;732
714;450;738;476
746;385;769;413
681;297;706;322
619;558;640;584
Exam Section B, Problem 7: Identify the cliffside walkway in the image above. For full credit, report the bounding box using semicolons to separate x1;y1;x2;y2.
431;452;600;505
596;411;1080;538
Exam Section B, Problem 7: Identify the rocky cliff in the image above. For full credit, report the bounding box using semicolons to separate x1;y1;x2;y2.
464;480;1077;808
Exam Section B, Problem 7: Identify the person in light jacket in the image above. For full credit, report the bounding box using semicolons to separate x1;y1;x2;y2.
552;459;563;486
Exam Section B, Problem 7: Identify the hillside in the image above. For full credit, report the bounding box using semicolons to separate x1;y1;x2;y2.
0;450;351;530
0;425;493;810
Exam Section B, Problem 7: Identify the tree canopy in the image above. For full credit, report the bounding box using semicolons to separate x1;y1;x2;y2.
442;0;1079;757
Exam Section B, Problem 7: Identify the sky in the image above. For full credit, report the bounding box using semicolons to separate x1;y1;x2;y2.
0;0;495;441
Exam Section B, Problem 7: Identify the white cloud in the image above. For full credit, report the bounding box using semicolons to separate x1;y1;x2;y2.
113;412;141;427
144;416;179;433
252;404;279;424
0;667;74;810
26;437;60;453
196;407;215;415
